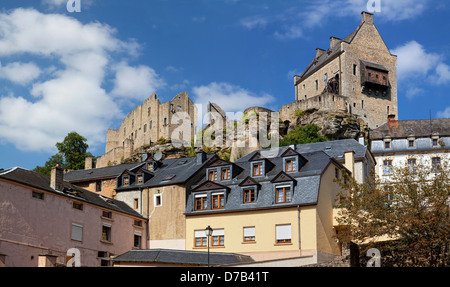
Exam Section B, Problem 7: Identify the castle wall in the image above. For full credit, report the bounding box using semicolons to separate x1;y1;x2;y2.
101;92;197;168
340;18;398;129
295;56;341;102
280;93;348;124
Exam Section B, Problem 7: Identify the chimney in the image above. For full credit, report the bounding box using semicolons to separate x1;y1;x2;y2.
361;11;374;24
358;132;366;146
316;48;326;58
330;36;341;49
344;150;355;178
85;157;93;170
50;164;64;191
387;114;398;129
196;151;207;165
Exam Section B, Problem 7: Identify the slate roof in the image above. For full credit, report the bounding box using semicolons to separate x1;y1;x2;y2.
0;167;145;219
295;21;364;85
112;249;254;266
369;119;450;140
186;148;341;215
64;154;217;191
115;154;217;191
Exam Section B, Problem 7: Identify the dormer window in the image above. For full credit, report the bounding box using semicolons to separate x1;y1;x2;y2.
243;188;255;204
252;163;263;177
137;174;143;184
221;168;230;181
208;170;217;182
195;194;207;211
212;192;225;209
123;176;129;186
285;158;297;173
275;185;292;204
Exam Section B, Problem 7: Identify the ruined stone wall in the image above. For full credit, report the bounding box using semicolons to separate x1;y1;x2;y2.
99;92;197;168
279;93;348;125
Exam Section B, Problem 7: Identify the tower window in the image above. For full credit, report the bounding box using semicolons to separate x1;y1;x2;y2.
353;64;357;76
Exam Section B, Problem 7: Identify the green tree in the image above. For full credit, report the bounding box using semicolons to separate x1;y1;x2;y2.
335;160;450;267
279;123;328;146
34;132;94;175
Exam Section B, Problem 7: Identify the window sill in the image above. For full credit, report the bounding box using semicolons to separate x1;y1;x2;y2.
242;241;256;244
274;242;293;246
100;240;113;245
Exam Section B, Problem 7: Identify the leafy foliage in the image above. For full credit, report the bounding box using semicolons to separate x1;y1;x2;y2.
33;132;94;175
335;160;450;267
279;123;328;146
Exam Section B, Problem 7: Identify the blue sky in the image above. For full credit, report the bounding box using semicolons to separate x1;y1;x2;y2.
0;0;449;170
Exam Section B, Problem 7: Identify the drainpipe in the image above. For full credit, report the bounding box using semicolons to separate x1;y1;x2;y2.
147;187;150;249
297;205;301;256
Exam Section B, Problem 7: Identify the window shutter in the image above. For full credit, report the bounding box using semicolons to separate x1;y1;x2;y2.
71;224;83;241
195;230;206;238
276;224;291;240
243;227;255;237
212;229;224;236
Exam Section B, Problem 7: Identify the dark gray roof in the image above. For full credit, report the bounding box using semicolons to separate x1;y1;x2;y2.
295;139;369;161
112;249;254;266
295;21;363;85
0;167;145;219
370;119;450;140
64;162;143;182
186;148;340;215
115;154;217;191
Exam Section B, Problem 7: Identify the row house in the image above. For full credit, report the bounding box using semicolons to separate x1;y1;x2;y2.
0;166;146;267
184;145;356;264
370;116;450;179
65;152;217;251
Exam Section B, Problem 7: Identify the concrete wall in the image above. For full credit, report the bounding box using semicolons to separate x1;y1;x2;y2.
0;179;146;267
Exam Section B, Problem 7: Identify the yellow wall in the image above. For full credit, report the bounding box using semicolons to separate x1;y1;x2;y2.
185;162;344;260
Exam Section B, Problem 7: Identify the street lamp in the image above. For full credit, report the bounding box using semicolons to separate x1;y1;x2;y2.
205;225;213;267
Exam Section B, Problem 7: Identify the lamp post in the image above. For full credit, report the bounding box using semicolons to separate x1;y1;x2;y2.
205;225;213;267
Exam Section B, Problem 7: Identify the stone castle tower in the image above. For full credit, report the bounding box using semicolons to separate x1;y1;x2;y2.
96;92;197;168
279;11;398;130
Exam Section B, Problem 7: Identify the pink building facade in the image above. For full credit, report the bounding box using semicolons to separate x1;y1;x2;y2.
0;167;147;267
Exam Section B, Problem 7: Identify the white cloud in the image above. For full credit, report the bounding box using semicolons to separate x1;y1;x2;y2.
192;82;275;114
391;41;440;80
111;61;166;100
0;61;41;85
0;8;155;152
437;107;450;119
240;0;430;40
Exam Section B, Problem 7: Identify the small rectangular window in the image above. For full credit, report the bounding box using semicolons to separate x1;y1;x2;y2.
154;194;162;207
194;230;207;247
134;199;139;209
212;193;225;209
195;195;207;211
432;157;441;172
408;159;416;173
73;202;83;210
276;224;291;244
243;227;256;242
383;160;393;175
253;163;263;176
32;191;44;200
243;188;255;204
285;159;296;172
276;186;292;203
123;176;129;186
212;229;224;246
95;181;102;192
102;211;112;219
134;234;142;249
208;170;217;182
408;140;415;148
137;174;143;184
102;224;111;242
221;168;230;180
71;223;83;242
353;64;357;76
